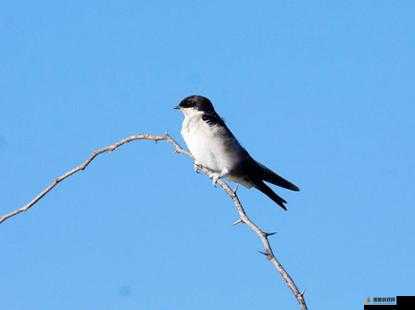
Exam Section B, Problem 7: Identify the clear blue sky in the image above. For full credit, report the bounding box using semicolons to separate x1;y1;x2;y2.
1;1;414;309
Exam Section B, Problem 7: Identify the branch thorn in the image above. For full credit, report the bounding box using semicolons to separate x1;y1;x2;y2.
232;219;244;226
265;231;277;237
258;250;270;256
299;288;306;298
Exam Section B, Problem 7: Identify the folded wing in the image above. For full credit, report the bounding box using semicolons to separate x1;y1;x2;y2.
256;162;300;191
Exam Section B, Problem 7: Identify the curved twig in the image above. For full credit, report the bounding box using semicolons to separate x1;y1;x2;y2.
0;133;307;309
211;171;308;309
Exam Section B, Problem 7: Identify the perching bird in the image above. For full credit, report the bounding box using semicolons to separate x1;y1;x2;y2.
175;95;299;210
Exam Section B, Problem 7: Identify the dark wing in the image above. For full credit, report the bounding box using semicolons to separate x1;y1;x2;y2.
256;162;300;191
202;112;226;127
233;157;299;210
238;158;299;192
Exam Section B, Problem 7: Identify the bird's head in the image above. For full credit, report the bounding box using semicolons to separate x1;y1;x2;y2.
174;95;215;114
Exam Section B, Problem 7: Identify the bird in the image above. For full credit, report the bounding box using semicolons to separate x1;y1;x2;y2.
174;95;299;210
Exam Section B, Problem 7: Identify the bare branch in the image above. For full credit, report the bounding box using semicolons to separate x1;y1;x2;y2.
1;133;307;309
0;134;188;224
206;169;308;310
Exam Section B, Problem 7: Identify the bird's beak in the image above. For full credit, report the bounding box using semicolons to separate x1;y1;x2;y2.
173;105;180;110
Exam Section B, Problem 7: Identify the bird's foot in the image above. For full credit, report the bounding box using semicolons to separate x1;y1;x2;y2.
211;175;220;187
211;169;230;187
193;162;202;174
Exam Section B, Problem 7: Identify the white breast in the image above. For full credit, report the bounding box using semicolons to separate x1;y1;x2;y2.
180;109;245;174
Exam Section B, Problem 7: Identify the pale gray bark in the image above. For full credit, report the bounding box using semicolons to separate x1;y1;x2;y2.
0;133;308;309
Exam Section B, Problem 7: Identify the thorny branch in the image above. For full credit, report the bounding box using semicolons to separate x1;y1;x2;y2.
0;133;308;309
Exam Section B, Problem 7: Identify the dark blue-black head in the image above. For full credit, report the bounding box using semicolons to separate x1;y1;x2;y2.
174;95;215;113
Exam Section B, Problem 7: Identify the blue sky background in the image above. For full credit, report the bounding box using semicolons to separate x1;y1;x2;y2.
1;1;414;309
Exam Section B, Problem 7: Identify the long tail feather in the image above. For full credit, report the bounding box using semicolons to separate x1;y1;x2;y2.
253;180;288;210
258;162;300;191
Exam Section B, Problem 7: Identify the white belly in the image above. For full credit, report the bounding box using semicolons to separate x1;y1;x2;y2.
181;114;243;173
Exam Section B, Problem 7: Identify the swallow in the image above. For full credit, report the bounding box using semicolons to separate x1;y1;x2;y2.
175;95;299;210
